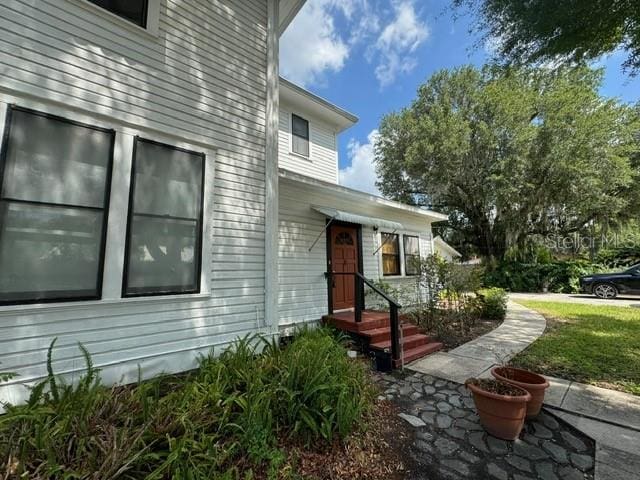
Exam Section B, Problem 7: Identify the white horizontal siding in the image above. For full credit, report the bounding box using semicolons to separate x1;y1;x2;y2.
0;0;270;405
278;103;338;183
277;179;434;327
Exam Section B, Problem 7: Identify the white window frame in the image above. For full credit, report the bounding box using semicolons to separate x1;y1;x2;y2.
377;231;425;279
70;0;161;38
290;113;312;160
0;101;215;312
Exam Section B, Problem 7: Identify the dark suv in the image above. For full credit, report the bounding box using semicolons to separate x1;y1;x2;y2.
579;264;640;299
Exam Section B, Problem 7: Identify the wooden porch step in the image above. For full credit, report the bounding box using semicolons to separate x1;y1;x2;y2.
360;323;420;343
393;342;444;367
370;333;433;351
322;309;443;367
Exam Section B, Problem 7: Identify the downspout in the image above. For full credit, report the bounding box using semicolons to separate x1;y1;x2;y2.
264;0;280;334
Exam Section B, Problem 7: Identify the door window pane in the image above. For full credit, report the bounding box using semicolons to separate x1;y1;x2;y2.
124;138;204;296
0;107;114;304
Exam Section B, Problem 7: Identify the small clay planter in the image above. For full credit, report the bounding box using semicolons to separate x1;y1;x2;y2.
466;379;531;441
491;366;550;418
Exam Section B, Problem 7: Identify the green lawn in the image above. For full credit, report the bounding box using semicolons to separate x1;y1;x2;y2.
511;301;640;395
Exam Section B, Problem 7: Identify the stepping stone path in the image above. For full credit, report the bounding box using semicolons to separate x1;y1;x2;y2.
374;371;595;480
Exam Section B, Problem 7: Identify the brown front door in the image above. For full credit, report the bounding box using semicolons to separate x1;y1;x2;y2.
330;225;359;310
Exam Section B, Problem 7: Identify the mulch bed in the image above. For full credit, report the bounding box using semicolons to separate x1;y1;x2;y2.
430;317;501;350
286;399;420;479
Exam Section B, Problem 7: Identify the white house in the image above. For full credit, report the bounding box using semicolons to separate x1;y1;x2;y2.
433;236;463;262
0;0;446;405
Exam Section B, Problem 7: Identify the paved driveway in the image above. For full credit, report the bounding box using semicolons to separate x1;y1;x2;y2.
509;292;640;307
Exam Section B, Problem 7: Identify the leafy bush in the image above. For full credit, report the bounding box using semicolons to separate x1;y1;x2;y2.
484;260;608;293
477;288;508;320
0;328;373;479
596;245;640;268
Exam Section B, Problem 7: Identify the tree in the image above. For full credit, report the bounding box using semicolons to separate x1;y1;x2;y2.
454;0;640;76
375;65;639;260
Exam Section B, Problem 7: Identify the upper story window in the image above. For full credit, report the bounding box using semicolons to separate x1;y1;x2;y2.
291;114;310;157
381;233;401;276
404;235;420;276
0;107;115;305
123;138;205;297
88;0;149;28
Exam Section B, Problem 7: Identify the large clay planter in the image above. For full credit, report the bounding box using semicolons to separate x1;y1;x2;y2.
466;381;531;440
491;367;550;418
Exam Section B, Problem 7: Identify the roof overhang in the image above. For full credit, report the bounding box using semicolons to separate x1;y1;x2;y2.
280;168;449;223
434;236;462;258
280;77;358;133
279;0;306;35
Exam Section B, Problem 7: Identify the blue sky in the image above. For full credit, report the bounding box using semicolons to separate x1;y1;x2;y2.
280;0;640;195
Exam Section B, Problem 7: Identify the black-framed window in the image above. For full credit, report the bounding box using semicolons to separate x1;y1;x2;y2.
123;137;205;297
291;114;310;157
0;106;115;304
88;0;149;28
404;235;420;276
381;233;401;276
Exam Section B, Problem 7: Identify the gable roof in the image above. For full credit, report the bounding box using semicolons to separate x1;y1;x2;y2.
434;236;462;258
280;77;358;133
279;0;306;35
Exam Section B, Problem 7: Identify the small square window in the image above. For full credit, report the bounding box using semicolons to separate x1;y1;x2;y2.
291;114;309;157
381;233;400;276
88;0;149;28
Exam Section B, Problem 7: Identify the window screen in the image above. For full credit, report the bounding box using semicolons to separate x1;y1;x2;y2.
123;138;205;296
404;235;420;276
0;107;114;304
291;114;309;157
88;0;148;28
381;233;400;276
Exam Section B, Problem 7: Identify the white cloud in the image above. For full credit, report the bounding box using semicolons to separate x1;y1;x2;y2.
280;0;428;89
339;129;381;195
373;1;429;87
280;1;349;87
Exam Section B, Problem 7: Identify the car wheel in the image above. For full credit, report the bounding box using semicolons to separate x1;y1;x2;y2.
593;283;618;299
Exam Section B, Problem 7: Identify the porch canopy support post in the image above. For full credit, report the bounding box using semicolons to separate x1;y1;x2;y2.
308;217;336;252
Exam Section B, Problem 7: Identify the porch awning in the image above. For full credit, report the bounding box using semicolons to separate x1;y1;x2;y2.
312;205;404;231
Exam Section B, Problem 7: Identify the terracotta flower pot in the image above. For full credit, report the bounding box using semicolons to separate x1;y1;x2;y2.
491;367;550;418
466;380;531;441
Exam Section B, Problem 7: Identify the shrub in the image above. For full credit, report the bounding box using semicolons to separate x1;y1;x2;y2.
0;328;373;479
478;287;508;320
484;260;608;293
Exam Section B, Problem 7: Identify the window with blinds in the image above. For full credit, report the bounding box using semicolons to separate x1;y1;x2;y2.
291;114;310;157
0;107;114;304
404;235;420;275
381;232;401;276
123;138;205;296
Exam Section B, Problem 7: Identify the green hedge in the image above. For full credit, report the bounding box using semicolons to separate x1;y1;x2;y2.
484;260;607;293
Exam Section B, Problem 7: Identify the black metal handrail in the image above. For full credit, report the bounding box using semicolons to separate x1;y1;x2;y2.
326;271;403;366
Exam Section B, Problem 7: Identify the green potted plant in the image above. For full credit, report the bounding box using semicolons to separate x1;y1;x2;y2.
465;378;531;440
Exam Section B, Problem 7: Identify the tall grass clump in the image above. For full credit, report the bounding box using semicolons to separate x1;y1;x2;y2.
0;327;374;479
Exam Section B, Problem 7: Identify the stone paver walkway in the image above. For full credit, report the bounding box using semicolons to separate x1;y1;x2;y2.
406;301;640;479
409;302;546;383
377;371;595;479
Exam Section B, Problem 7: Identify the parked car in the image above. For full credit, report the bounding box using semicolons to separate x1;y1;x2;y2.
580;264;640;298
